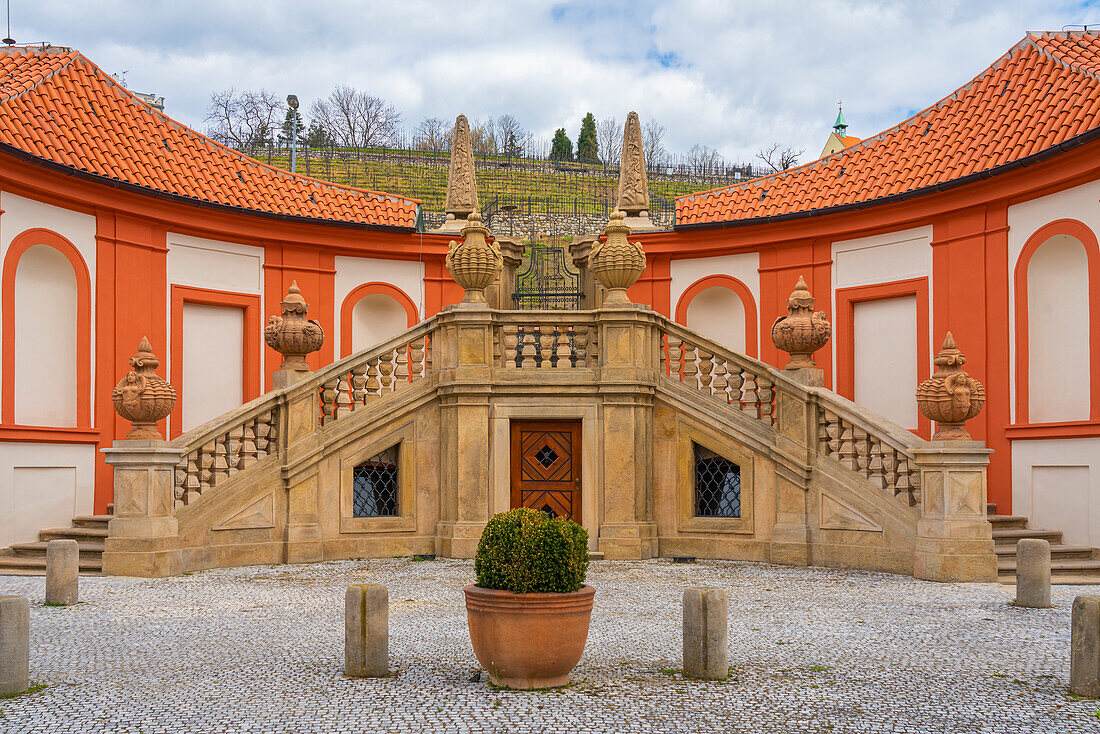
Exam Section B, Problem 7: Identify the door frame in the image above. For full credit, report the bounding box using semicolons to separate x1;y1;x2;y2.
509;419;583;521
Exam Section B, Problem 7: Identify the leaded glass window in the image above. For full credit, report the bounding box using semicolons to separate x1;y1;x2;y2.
352;445;399;517
694;443;741;518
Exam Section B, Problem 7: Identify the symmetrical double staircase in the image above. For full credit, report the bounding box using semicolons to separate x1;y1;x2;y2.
989;503;1100;583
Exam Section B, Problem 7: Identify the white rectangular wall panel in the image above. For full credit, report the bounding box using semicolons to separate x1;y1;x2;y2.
853;296;919;429
182;303;244;432
1012;438;1100;548
0;443;95;547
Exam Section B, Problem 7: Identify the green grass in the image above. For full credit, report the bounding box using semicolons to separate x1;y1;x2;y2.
0;683;48;700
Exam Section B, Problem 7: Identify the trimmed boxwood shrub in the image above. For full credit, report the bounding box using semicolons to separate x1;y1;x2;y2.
475;508;590;593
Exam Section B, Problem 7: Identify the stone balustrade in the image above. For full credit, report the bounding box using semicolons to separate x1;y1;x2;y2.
495;312;599;369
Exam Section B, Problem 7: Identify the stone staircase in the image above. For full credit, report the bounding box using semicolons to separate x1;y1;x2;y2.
990;503;1100;583
0;515;110;575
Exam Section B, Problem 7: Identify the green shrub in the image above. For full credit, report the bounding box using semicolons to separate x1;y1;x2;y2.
474;508;589;593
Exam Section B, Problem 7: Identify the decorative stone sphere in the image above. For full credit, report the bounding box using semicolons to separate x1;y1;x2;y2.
916;332;986;440
111;337;177;440
590;211;646;306
445;212;502;305
264;281;325;371
771;275;832;369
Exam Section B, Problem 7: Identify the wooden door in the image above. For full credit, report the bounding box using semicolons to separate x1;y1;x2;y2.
510;420;582;521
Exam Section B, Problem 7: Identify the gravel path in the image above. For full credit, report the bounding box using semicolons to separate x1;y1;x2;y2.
0;559;1097;733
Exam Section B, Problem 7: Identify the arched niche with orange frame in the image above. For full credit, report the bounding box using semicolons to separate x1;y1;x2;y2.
1;227;93;427
674;274;759;358
339;281;419;358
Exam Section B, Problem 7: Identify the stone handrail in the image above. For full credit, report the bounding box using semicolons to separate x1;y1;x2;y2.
811;389;923;507
493;310;599;368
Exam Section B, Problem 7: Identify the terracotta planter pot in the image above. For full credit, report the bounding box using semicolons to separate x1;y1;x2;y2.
464;584;595;689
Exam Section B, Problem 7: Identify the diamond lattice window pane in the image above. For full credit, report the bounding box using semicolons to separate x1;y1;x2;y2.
352;445;399;518
694;443;741;518
536;445;558;468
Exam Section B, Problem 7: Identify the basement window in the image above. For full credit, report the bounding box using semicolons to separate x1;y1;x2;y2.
693;443;741;518
352;445;399;517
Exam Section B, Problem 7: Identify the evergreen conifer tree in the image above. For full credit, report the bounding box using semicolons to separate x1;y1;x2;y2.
550;128;574;161
576;112;598;164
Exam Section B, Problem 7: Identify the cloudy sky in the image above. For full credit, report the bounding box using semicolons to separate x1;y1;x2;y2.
12;0;1099;163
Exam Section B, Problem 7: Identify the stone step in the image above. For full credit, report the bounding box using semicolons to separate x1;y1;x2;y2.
987;515;1029;530
0;555;102;574
995;543;1097;561
998;558;1100;577
39;526;108;541
71;515;112;528
992;528;1063;545
9;540;105;557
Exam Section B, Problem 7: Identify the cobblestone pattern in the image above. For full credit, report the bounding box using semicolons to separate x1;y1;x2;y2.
0;560;1097;733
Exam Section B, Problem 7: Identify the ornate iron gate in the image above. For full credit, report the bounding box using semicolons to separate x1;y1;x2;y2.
513;242;583;310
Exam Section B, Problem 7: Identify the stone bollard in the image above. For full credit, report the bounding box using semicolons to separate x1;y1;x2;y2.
1015;539;1051;609
345;584;388;677
1071;595;1100;697
0;596;29;696
683;586;728;680
46;539;80;606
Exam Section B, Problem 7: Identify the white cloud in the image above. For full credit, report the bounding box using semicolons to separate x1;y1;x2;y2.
12;0;1097;163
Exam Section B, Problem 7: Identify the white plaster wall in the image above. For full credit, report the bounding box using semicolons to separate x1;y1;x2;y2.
167;233;264;295
0;192;96;424
0;443;95;547
13;245;78;425
1025;235;1090;422
1012;438;1100;547
853;296;919;429
334;256;424;353
684;286;748;353
669;252;759;352
351;293;411;353
1007;179;1100;424
181;303;244;432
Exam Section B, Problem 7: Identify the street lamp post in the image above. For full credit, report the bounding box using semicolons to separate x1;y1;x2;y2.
287;94;299;173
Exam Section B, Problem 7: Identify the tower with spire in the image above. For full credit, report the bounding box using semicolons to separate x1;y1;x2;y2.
820;102;860;158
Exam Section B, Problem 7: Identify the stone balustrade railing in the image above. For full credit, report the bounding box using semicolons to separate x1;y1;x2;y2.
317;320;438;426
493;311;599;369
658;321;778;427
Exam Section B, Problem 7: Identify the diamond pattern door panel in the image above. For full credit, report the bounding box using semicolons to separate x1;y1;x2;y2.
510;420;582;521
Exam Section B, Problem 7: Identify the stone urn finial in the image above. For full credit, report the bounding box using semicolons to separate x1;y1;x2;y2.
916;332;986;440
264;281;325;372
445;212;502;305
770;275;831;369
590;210;646;306
111;337;177;440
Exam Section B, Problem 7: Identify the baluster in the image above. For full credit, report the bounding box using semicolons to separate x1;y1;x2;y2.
909;467;922;507
173;458;188;507
239;422;257;469
395;347;410;386
212;436;229;485
379;351;395;392
757;375;775;424
853;427;871;478
320;380;338;421
881;445;898;495
821;412;841;455
254;412;272;457
711;360;729;403
667;335;683;379
424;335;433;375
410;337;425;381
697;349;714;396
335;372;353;417
520;327;537;369
539;325;555;368
556;326;572;368
366;357;381;397
199;442;214;491
573;327;589;367
351;364;368;405
741;372;759;415
184;452;202;503
867;438;886;490
502;325;519;368
681;342;698;389
727;367;745;407
838;422;857;470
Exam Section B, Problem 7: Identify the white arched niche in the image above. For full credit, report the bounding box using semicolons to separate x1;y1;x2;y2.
684;286;747;354
351;293;411;353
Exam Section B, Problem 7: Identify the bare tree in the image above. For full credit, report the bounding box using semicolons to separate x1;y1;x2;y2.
755;143;805;173
414;116;451;153
204;88;282;148
642;118;666;168
597;116;622;166
309;85;402;149
470;117;498;156
686;144;722;176
495;114;529;158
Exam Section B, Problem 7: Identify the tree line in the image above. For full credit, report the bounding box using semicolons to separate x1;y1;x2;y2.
204;86;803;173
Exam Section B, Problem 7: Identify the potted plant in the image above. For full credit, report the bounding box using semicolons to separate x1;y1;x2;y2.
464;508;593;689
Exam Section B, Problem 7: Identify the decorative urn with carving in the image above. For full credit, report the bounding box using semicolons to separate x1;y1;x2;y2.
264;281;325;371
770;276;832;369
916;332;986;440
589;211;646;306
111;337;177;440
445;212;502;304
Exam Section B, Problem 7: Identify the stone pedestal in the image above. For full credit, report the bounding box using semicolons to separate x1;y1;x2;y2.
1071;595;1100;697
283;390;324;565
783;368;825;387
101;441;185;577
345;584;389;677
273;367;311;390
683;587;728;680
489;236;524;310
1015;539;1051;608
45;539;79;606
912;441;998;583
0;596;29;696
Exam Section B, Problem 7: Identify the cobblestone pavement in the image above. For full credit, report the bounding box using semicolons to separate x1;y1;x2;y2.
0;559;1098;733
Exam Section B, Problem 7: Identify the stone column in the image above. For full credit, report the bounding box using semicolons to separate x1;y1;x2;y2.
683;587;728;680
770;385;815;566
912;441;998;583
101;441;186;577
45;539;79;606
434;309;494;558
0;596;29;696
490;236;525;310
569;234;605;310
595;306;657;559
1015;538;1051;608
283;385;324;565
345;584;388;677
1071;595;1100;697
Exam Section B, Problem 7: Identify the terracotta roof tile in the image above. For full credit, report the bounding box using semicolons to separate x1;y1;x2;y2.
0;46;419;228
677;32;1100;226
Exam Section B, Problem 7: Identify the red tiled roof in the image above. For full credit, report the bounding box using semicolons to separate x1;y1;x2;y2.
677;32;1100;227
837;135;861;148
0;46;419;228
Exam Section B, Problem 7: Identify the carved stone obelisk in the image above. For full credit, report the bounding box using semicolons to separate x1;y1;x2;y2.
616;111;655;231
435;114;479;232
